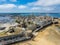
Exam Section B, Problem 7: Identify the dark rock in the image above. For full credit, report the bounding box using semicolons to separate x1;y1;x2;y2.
0;27;6;30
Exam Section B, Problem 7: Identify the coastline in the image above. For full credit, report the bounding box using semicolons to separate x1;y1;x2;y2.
0;14;60;45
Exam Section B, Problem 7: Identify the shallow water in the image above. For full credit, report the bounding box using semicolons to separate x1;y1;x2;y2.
0;16;14;23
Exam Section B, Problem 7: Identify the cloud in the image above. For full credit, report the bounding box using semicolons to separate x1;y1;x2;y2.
31;7;40;10
26;0;60;12
18;5;27;9
0;4;28;12
30;6;54;12
42;7;54;11
28;0;60;6
0;0;60;13
0;4;16;9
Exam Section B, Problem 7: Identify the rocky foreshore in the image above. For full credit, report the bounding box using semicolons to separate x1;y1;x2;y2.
0;15;60;45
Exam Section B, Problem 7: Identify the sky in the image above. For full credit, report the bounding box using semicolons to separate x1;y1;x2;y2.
0;0;60;13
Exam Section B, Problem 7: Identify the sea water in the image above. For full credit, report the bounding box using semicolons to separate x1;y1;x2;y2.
0;13;60;23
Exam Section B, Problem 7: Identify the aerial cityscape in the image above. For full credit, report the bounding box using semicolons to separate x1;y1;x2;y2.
0;0;60;45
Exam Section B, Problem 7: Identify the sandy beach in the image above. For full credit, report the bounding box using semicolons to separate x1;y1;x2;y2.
12;24;60;45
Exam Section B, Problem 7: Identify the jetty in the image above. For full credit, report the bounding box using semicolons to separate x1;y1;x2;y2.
0;16;54;45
